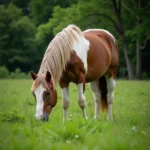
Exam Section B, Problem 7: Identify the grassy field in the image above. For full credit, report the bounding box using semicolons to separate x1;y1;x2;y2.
0;79;150;150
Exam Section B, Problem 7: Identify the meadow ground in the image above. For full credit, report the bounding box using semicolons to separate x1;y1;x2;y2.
0;79;150;150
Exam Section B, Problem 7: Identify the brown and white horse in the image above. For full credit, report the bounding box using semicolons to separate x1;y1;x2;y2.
31;25;119;121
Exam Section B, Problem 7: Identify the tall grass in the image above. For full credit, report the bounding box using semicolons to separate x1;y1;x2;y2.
0;80;150;150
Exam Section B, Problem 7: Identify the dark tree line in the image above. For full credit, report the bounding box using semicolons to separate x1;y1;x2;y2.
0;0;150;79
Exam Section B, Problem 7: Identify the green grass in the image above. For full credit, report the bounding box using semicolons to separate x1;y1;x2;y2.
0;79;150;150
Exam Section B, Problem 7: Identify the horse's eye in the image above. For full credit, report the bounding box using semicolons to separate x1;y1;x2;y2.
45;91;50;96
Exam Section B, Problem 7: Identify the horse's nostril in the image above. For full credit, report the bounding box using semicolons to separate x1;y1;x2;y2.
43;112;49;122
42;117;49;122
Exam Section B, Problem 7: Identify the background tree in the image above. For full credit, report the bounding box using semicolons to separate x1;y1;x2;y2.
0;4;38;72
29;0;77;26
0;0;149;79
0;0;31;15
123;0;150;78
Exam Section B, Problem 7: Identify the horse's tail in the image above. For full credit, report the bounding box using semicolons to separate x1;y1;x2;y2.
98;75;108;111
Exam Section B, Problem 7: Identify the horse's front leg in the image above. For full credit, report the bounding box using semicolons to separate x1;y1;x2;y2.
61;86;69;121
77;83;88;120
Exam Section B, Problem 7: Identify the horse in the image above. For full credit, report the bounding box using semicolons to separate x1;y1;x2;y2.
31;25;119;121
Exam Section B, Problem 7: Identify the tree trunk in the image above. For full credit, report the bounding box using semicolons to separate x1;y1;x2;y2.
122;39;135;79
111;0;135;79
136;40;141;78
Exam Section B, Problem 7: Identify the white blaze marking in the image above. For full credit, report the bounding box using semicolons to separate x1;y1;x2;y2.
72;30;90;73
34;84;46;119
83;29;116;45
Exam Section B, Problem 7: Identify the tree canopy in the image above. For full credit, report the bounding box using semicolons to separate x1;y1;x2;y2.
0;4;39;71
0;0;150;79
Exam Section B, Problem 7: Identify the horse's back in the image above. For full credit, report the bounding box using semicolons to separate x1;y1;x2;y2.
83;29;119;81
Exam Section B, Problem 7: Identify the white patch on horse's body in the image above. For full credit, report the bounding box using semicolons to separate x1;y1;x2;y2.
34;84;45;120
106;77;116;120
72;30;90;73
89;81;101;119
83;29;116;45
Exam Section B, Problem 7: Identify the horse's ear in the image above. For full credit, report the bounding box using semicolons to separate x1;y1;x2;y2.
45;71;51;82
31;72;37;80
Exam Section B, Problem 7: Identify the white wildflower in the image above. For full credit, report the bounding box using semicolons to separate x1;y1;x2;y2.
75;135;79;138
132;126;137;132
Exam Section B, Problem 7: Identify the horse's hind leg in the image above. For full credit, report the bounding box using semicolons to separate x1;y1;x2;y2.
90;80;101;119
106;77;116;120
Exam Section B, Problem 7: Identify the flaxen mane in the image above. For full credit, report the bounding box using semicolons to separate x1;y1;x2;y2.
35;25;83;89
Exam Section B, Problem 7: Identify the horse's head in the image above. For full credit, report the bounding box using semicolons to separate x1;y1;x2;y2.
31;71;57;121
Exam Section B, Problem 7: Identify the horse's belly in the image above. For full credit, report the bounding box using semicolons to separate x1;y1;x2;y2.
85;68;105;82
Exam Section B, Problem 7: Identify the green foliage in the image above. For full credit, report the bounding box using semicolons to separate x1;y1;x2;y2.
0;66;30;79
0;0;150;78
0;4;38;72
125;15;150;43
37;0;118;39
0;66;9;78
0;109;25;123
141;72;149;80
0;80;150;149
0;0;30;15
36;0;116;40
29;0;77;26
9;68;30;79
29;0;52;26
36;0;115;51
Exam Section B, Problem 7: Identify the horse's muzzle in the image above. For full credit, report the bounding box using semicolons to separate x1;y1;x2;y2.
42;112;49;122
34;113;49;122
